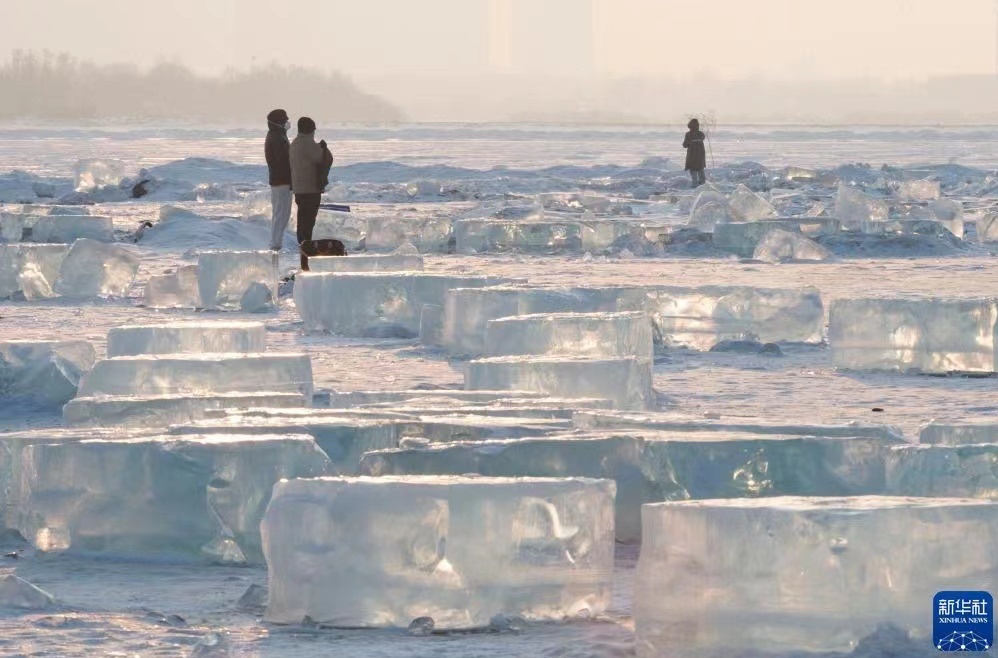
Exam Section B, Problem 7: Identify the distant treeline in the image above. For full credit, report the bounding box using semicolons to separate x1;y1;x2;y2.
0;50;404;123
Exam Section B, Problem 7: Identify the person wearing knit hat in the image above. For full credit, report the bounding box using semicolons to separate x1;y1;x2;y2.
683;118;707;188
265;108;292;250
290;116;334;270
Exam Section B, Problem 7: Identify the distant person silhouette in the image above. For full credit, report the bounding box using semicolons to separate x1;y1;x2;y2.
289;116;334;271
683;118;707;188
265;108;292;251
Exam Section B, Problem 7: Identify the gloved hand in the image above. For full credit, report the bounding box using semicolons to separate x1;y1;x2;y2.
319;140;327;149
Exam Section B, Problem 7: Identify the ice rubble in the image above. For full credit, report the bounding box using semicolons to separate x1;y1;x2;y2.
261;476;615;629
484;311;654;361
728;184;777;221
366;216;453;252
466;356;654;410
197;251;278;312
309;253;424;273
106;321;267;357
895;179;940;202
634;497;998;657
978;213;998;243
11;434;330;563
294;273;510;337
63;392;308;427
752;228;832;263
920;420;998;445
54;238;140;298
835;183;889;231
0;340;96;408
0;244;68;300
30;215;113;243
362;431;901;542
829;298;998;374
78;353;314;400
687;190;732;230
713;219;839;258
73;158;126;192
929;198;964;239
143;265;201;308
647;286;825;350
455;219;583;253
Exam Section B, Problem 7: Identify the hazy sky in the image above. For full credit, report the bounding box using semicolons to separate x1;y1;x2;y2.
5;0;997;80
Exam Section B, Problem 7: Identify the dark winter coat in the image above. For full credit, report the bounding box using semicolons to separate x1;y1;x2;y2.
683;130;707;171
265;123;292;186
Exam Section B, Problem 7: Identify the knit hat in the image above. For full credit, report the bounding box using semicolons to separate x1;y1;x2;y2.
267;109;288;124
297;116;316;134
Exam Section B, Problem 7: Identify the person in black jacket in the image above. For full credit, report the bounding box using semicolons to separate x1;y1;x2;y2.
683;118;707;188
265;108;292;251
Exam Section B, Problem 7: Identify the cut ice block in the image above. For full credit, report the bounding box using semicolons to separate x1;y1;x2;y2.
835;183;888;231
752;228;832;263
466;356;654;410
687;190;732;230
454;219;583;254
920;421;998;445
63;392;308;427
0;244;68;300
328;389;562;408
73;158;125;191
262;475;615;628
978;213;998;244
484;311;653;361
713;219;838;258
78;353;314;400
0;213;24;241
895;179;940;202
309;254;424;273
634;497;998;657
363;431;901;542
887;444;998;497
294;273;510;337
829;297;998;374
396;415;571;442
30;215;113;243
0;340;96;407
197;251;278;311
419;304;444;345
143;265;201;308
106;321;267;357
12;434;330;563
728;184;776;221
442;286;648;357
929;198;965;239
365;216;452;252
647;285;824;350
312;210;367;251
54;238;140;298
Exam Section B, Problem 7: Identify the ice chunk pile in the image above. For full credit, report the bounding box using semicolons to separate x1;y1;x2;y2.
309;253;424;273
728;184;777;221
294;273;510;337
0;339;96;408
197;251;278;312
29;215;113;243
107;321;267;357
466;356;654;410
687;190;732;230
54;238;140;298
635;497;998;657
261;475;615;628
11;434;330;563
78;353;314;400
830;298;998;374
929;198;965;238
484;311;654;361
143;264;201;309
647;285;824;350
455;219;583;254
365;216;453;252
752;228;832;263
895;179;940;202
73;158;126;192
712;218;840;258
64;391;308;427
0;244;68;300
835;183;888;231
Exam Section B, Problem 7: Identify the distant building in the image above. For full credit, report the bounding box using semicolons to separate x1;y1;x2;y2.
489;0;595;78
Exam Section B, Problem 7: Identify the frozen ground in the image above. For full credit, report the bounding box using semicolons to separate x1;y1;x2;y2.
1;123;997;656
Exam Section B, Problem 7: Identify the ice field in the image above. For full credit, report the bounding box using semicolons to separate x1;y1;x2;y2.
2;122;998;656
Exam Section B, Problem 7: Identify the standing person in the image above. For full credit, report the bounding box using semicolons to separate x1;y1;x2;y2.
265;109;293;251
289;116;334;271
683;118;707;188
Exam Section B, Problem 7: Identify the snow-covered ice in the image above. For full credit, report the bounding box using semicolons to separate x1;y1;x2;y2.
830;298;998;374
63;391;308;427
753;228;833;263
635;497;998;657
78;353;314;399
647;285;825;349
0;243;68;300
308;253;424;272
294;272;510;337
54;238;140;298
261;475;615;628
484;311;654;361
29;215;114;243
0;339;95;408
196;250;278;311
11;434;330;563
466;355;654;410
106;321;266;357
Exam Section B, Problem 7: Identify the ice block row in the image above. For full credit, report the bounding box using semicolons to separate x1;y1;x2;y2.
0;212;113;243
454;217;671;254
145;250;279;311
1;240;140;300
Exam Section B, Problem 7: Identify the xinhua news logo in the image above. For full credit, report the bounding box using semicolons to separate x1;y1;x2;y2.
934;591;993;652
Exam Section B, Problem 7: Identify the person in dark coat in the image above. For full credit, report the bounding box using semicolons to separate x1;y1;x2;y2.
265;108;293;251
289;116;334;271
683;118;707;188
